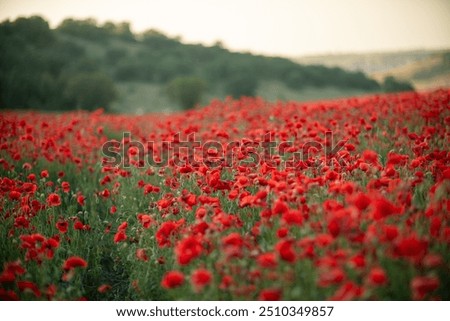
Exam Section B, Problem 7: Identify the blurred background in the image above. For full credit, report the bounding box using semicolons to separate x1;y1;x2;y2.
0;0;449;113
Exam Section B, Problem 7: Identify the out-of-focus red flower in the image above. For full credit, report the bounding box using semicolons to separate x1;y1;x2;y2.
367;267;388;286
98;284;112;293
222;232;245;259
277;227;289;238
56;219;68;234
430;216;442;237
46;193;61;207
74;219;86;230
259;288;282;301
175;236;203;265
382;225;399;242
100;189;110;198
329;281;363;300
257;252;277;268
46;284;57;300
219;275;233;290
27;173;36;182
318;268;345;287
362;150;379;165
118;221;128;231
0;289;19;300
394;235;428;262
77;195;85;206
276;240;296;263
370;197;402;220
351;192;371;211
136;248;148;262
191;268;212;290
0;261;26;284
114;230;127;243
272;199;289;215
349;253;366;269
17;280;41;297
137;214;153;229
282;209;303;226
63;256;88;271
411;276;439;300
156;220;184;247
422;254;443;268
9;190;21;201
61;181;70;193
161;270;184;289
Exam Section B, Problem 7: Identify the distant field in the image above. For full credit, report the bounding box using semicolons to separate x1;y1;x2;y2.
294;49;450;91
112;81;374;114
370;53;450;90
257;81;370;103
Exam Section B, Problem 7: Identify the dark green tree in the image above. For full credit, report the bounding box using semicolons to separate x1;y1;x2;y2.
382;76;415;93
225;73;258;98
63;72;118;110
166;77;205;109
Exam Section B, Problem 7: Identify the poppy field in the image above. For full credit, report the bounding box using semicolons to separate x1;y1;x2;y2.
0;90;449;301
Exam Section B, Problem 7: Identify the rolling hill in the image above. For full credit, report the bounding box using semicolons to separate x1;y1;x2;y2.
294;49;450;91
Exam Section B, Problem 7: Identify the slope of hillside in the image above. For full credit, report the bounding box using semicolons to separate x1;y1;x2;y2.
1;16;383;113
294;50;450;91
371;52;450;90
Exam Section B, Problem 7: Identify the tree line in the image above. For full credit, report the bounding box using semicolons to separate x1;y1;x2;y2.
0;16;414;111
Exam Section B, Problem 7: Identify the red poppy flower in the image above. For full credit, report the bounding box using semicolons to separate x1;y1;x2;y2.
219;275;233;289
77;195;85;206
137;214;153;229
411;276;439;300
61;181;70;193
272;199;289;215
98;284;112;293
17;280;41;297
367;267;388;286
394;235;428;262
46;284;57;300
46;193;61;207
259;288;282;301
351;192;371;211
136;248;148;262
329;281;363;300
56;219;68;234
362;150;379;165
161;270;184;289
318;268;345;287
40;170;49;178
100;189;110;198
382;225;399;242
156;220;184;247
175;236;203;265
63;256;88;271
282;209;303;226
114;230;127;243
9;190;21;201
370;197;402;220
257;252;277;269
0;289;19;300
191;268;212;289
276;240;296;263
118;221;128;231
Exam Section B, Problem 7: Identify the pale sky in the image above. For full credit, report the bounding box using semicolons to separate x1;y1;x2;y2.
1;0;449;57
